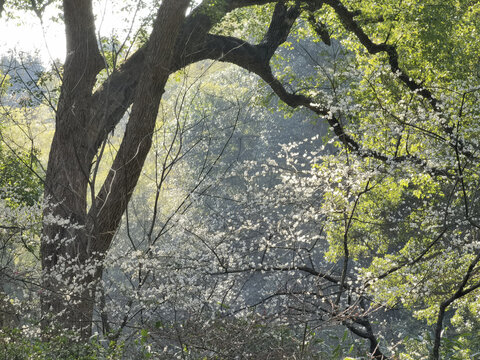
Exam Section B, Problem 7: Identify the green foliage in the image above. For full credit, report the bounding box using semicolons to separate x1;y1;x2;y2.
400;330;480;360
212;3;275;40
0;329;124;360
0;146;43;207
239;1;480;357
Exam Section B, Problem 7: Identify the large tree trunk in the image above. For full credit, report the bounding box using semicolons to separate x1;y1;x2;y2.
40;0;190;339
40;0;104;339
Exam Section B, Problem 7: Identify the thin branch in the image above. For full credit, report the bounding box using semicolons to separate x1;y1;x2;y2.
432;250;480;360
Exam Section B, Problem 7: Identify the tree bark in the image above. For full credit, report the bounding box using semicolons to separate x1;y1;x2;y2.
40;0;104;338
92;0;191;256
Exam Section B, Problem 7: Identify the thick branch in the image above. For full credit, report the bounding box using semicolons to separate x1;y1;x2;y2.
258;2;300;61
88;0;463;176
43;0;104;212
89;0;280;152
90;0;449;220
91;0;190;254
345;317;388;359
87;0;451;258
190;33;453;178
307;14;331;45
61;0;103;96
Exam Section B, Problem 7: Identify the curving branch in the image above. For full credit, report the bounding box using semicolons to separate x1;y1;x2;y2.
345;316;389;359
89;0;281;154
323;0;438;111
86;0;459;257
186;32;449;177
85;0;364;169
322;0;477;162
41;0;469;340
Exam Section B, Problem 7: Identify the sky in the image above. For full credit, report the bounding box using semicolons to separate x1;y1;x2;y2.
0;1;197;67
0;0;153;66
0;8;66;64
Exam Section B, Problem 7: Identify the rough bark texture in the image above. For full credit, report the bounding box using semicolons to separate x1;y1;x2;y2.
40;0;105;338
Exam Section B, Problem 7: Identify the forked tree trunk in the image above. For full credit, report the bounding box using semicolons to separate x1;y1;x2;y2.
40;0;190;339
